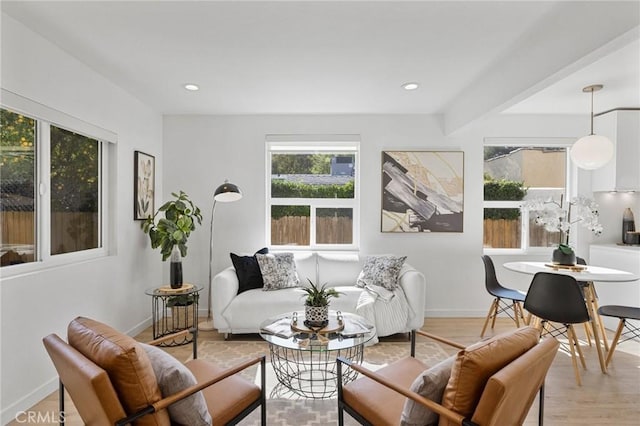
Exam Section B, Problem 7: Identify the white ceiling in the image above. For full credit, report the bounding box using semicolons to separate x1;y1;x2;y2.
2;1;639;131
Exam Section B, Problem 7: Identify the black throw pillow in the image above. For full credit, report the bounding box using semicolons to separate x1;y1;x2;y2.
230;247;269;294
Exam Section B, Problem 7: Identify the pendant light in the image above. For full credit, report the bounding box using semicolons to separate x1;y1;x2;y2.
570;84;614;170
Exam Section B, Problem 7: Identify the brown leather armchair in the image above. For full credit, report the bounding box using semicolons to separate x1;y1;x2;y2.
337;327;559;426
43;317;265;425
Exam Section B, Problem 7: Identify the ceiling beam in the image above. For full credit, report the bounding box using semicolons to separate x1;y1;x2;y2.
443;2;640;135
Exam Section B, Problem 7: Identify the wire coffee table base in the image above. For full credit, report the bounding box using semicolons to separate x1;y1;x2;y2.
268;342;363;399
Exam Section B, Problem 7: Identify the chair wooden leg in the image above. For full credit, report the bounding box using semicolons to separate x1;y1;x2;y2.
605;319;625;367
516;302;528;326
481;299;498;337
583;322;593;347
582;283;608;373
585;284;610;352
569;325;587;369
490;299;499;329
567;325;582;386
592;297;610;351
529;315;541;330
512;301;520;327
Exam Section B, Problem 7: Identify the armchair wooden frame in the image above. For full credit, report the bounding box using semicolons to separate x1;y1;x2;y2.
45;327;266;426
337;329;557;426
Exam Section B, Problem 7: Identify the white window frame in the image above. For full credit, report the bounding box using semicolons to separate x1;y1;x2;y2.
266;136;360;251
1;90;116;277
482;137;576;255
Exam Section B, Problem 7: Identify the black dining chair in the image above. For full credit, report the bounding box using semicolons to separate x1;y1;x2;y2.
597;305;640;367
480;255;528;337
524;272;591;386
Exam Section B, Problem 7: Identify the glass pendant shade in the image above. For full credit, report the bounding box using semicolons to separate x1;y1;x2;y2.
571;84;613;170
570;134;614;170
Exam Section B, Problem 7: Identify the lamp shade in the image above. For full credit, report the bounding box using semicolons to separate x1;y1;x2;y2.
213;181;242;202
570;134;614;170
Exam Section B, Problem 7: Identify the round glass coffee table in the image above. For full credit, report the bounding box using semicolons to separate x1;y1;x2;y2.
259;310;376;399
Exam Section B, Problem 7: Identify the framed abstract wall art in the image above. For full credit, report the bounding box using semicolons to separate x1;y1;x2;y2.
381;150;464;233
134;150;155;220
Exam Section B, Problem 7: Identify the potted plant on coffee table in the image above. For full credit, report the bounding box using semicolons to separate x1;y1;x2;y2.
141;191;203;288
301;279;341;328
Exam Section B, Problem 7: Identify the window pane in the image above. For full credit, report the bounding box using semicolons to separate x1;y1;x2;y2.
271;153;355;199
528;211;561;248
484;146;565;200
484;146;567;250
0;109;36;266
50;126;100;255
316;208;353;244
483;208;521;249
271;205;310;246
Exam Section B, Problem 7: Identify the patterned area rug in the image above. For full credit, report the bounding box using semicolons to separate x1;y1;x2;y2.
195;339;449;425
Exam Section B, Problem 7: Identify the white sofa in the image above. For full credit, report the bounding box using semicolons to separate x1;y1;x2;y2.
211;252;426;337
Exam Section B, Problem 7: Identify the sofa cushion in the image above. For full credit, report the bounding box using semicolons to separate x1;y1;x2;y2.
294;252;317;286
318;253;363;287
439;327;540;426
140;343;211;426
67;317;169;426
230;247;269;294
256;252;300;290
357;255;407;290
223;286;363;331
400;355;455;426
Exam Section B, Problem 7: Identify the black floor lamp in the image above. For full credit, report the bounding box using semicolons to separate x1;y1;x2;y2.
198;180;242;331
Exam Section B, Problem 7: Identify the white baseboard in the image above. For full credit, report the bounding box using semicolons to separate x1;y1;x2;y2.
126;316;153;336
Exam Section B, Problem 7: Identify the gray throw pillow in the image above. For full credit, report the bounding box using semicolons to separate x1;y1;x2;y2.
357;255;407;290
400;355;455;426
139;343;212;426
256;252;300;290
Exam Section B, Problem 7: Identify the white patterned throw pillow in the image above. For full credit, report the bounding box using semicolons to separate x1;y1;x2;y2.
256;252;300;290
356;255;407;290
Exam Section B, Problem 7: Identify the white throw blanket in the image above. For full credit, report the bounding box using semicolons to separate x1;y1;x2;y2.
356;283;414;345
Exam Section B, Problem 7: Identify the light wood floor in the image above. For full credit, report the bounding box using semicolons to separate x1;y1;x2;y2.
11;318;640;425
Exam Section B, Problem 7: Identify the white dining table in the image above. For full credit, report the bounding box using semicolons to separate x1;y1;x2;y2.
503;261;639;374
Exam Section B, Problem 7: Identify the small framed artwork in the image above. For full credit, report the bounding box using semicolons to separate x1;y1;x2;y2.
382;150;464;233
134;151;155;220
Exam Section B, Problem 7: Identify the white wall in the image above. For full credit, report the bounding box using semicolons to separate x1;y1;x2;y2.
1;14;163;423
163;113;589;317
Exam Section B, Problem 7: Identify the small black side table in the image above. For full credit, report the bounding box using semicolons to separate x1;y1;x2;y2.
145;284;201;346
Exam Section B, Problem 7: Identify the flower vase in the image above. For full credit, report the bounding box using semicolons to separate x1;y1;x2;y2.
305;305;329;328
552;246;576;266
170;246;183;289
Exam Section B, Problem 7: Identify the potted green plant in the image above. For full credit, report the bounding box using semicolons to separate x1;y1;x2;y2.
301;279;341;327
141;191;203;288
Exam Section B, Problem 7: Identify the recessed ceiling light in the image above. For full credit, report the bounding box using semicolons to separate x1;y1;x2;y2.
184;83;200;91
401;82;419;91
